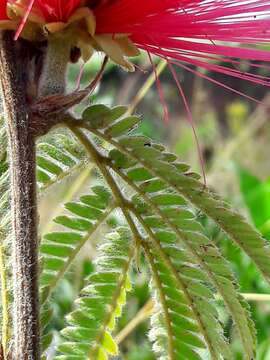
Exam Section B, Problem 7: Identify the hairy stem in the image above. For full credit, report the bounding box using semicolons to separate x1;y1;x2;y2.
0;31;40;359
38;35;71;97
0;243;9;357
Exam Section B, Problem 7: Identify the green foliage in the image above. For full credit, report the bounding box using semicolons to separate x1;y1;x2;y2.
237;166;270;238
0;130;87;233
40;184;113;304
40;103;270;360
55;227;133;359
37;133;86;189
2;104;270;359
230;166;270;357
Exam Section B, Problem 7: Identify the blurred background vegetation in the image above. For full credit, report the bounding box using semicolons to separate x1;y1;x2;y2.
41;53;270;359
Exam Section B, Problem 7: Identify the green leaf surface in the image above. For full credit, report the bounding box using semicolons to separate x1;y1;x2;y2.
56;227;133;359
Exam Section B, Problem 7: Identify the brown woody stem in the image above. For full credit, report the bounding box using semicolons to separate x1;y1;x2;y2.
0;31;40;359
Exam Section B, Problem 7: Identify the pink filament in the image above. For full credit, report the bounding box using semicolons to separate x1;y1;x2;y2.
14;0;36;40
14;0;82;39
167;60;206;185
94;0;270;83
147;52;169;124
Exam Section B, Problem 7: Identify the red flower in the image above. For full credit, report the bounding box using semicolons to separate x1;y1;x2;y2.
0;0;8;20
3;0;270;84
4;0;95;41
93;0;270;85
33;0;82;22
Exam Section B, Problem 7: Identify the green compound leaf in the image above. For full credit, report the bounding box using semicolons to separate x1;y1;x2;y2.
40;185;113;304
81;105;270;286
65;103;270;359
82;104;128;130
55;227;134;360
104;115;140;138
22;102;269;359
144;242;230;360
37;133;86;189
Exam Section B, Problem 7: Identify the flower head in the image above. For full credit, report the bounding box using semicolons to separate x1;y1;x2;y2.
1;0;270;78
93;1;270;81
3;0;96;41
